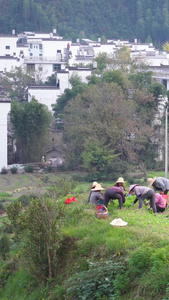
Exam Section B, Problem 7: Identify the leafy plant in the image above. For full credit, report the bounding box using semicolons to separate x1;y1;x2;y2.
24;164;34;173
0;234;10;260
46;164;52;172
10;167;18;174
1;167;8;174
66;260;125;300
17;194;35;207
12;197;64;282
50;178;76;198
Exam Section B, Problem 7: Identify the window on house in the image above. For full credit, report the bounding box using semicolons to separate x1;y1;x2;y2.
53;64;61;71
6;46;10;49
39;54;42;56
163;79;167;89
30;44;32;49
57;50;61;53
27;64;35;71
39;44;42;49
30;53;33;56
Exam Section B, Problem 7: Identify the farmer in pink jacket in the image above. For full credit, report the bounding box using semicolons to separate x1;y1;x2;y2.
154;193;166;213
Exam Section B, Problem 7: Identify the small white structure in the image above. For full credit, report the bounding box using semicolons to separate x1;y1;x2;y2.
0;100;11;170
28;85;61;111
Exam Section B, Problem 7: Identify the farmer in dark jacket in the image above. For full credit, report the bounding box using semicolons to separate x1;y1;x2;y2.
104;185;126;209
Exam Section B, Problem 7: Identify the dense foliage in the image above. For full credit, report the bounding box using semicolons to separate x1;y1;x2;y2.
53;52;166;177
1;0;169;46
10;99;52;163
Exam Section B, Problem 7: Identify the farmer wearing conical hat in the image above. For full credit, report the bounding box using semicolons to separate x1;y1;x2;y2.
147;177;169;195
114;177;126;192
88;182;105;205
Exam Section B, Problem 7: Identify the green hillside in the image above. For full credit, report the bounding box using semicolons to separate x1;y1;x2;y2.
1;172;169;299
0;0;169;46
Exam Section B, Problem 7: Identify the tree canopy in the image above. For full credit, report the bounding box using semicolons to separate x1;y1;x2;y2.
10;99;52;163
1;0;169;46
53;56;166;177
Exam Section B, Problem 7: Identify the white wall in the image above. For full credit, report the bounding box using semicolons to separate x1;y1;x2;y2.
28;87;61;112
0;36;18;56
69;68;92;84
0;101;11;170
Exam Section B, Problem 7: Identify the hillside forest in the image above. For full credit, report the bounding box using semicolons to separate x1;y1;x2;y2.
1;0;169;46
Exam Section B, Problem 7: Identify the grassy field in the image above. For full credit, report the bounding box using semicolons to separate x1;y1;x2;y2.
0;170;169;300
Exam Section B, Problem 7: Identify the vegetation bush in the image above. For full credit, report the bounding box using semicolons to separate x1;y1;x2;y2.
10;167;18;174
71;173;88;182
0;202;4;210
7;197;64;282
0;234;10;260
3;224;14;234
17;194;35;207
46;164;52;172
128;246;152;276
65;260;127;300
24;164;34;173
48;178;76;198
1;167;8;174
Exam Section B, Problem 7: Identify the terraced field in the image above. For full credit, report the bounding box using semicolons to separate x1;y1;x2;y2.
0;172;65;197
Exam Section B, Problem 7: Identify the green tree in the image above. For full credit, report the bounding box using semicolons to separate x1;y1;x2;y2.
102;69;128;92
63;81;155;169
82;138;119;173
1;67;34;103
10;99;52;163
7;197;63;282
52;75;87;117
93;52;108;73
163;41;169;51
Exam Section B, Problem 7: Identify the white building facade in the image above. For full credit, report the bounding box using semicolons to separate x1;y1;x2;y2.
0;101;11;170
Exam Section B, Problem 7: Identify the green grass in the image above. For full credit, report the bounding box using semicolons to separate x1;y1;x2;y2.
1;172;169;299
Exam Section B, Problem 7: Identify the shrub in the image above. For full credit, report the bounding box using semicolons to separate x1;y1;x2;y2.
6;201;22;230
66;260;125;300
3;223;14;234
24;164;34;173
50;178;76;198
46;164;52;172
10;166;18;174
1;167;8;174
8;197;64;282
0;202;4;210
128;246;152;277
0;234;10;260
17;194;35;207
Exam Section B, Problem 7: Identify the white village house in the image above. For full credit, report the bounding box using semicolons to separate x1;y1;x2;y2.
1;30;169;112
0;100;11;170
1;30;169;166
